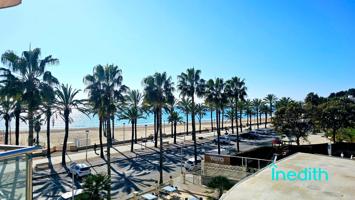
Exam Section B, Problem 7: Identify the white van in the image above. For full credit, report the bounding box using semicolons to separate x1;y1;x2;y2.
58;189;83;200
184;157;202;171
207;148;229;155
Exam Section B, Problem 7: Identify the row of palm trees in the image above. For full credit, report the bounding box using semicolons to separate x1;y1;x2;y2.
0;48;279;193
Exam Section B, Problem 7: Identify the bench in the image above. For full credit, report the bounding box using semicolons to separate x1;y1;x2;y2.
35;162;50;170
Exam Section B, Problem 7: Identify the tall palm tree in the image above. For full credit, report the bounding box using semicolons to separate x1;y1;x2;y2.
167;111;183;144
0;94;13;145
205;99;215;132
143;72;174;185
0;68;24;145
260;102;269;128
252;99;262;129
119;106;143;152
1;48;58;146
226;77;247;152
177;97;192;135
40;72;59;157
205;78;227;154
56;84;84;166
224;109;235;133
165;97;177;138
264;94;277;121
178;68;205;164
195;103;207;133
245;99;253;130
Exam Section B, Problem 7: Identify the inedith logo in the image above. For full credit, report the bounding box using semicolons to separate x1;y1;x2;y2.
269;163;329;181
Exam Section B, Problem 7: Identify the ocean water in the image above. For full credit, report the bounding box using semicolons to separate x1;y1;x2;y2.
0;109;233;131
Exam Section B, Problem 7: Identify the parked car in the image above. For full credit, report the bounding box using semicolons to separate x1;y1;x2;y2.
213;136;231;144
184;157;202;171
207;148;229;155
58;189;83;200
227;134;240;142
69;162;91;178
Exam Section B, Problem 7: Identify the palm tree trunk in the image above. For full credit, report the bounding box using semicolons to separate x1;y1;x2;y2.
235;101;239;137
256;111;259;129
210;109;214;132
4;118;9;145
199;118;202;133
28;109;34;146
265;112;267;128
239;109;243;133
103;121;107;137
112;116;115;140
174;121;177;144
231;112;234;134
191;95;198;165
46;113;51;158
15;112;20;145
154;110;158;148
131;121;134;152
217;109;221;155
134;119;138;144
159;108;164;184
186;113;189;135
249;114;252;130
106;118;112;200
62;113;69;166
221;108;224;129
99;118;104;158
171;117;174;138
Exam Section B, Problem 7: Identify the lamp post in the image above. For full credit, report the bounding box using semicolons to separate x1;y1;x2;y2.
85;130;89;161
123;123;126;142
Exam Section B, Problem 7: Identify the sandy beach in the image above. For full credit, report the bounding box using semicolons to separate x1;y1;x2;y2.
2;118;267;147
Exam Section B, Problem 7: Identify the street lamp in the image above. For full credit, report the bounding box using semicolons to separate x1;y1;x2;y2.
123;123;126;142
85;130;89;161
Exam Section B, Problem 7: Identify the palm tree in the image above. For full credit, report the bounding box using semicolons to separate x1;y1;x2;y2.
252;99;262;129
264;94;277;121
165;97;177;138
143;72;174;185
40;73;59;157
120;89;144;152
224;109;235;133
226;77;247;152
119;107;143;152
260;102;269;128
244;99;253;130
0;94;13;145
276;97;292;110
56;84;84;166
81;174;110;200
205;100;215;132
177;97;192;135
178;68;205;164
1;48;59;146
205;78;227;154
195;103;207;133
0;69;24;145
168;111;183;144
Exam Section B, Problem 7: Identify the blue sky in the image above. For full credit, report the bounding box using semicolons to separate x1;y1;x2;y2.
0;0;354;100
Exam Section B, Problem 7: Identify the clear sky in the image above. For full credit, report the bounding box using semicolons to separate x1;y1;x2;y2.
0;0;354;101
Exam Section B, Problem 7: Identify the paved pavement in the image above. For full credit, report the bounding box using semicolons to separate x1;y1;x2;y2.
32;128;271;200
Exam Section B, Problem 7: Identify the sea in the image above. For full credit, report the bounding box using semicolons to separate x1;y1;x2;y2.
0;109;235;131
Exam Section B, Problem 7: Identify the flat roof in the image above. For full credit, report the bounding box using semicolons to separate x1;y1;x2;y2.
221;153;355;200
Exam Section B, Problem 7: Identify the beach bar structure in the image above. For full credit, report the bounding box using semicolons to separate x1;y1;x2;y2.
0;145;38;200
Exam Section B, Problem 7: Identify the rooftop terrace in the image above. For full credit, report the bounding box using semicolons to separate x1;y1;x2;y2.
221;153;355;200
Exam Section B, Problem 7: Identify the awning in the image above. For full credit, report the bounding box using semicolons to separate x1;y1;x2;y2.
0;0;21;9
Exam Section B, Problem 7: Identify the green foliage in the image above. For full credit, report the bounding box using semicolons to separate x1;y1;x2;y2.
317;98;355;143
273;100;313;145
79;174;110;200
207;176;234;198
